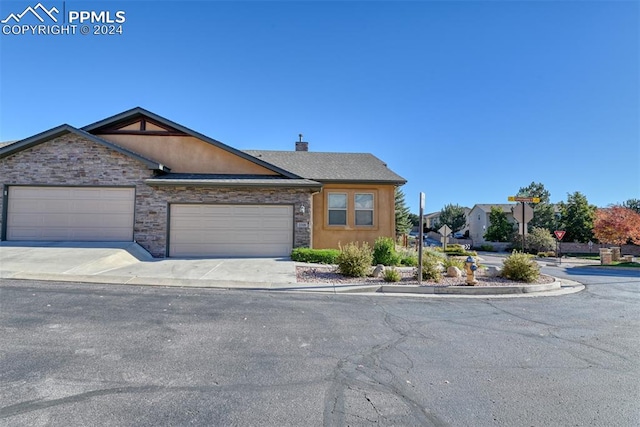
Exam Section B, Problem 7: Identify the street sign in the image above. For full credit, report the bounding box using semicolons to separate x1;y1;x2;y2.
438;224;451;236
508;196;541;203
554;230;566;241
512;203;534;224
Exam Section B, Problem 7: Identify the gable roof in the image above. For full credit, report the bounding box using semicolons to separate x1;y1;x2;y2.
83;107;301;179
243;150;406;184
0;124;170;171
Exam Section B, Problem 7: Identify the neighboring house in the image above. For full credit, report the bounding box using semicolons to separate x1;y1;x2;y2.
468;204;517;245
0;107;405;258
423;207;471;235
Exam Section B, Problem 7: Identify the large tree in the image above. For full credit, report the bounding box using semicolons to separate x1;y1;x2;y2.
484;206;514;242
407;213;420;228
433;204;466;233
622;199;640;214
593;206;640;245
557;191;596;243
517;181;556;232
394;188;412;236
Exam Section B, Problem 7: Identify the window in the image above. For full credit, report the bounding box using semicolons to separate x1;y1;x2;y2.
328;193;347;225
355;193;374;226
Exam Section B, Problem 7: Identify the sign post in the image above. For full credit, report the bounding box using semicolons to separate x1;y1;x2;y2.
438;224;451;251
554;230;566;264
418;193;425;285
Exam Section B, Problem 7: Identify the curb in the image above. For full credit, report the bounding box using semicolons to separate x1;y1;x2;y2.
1;272;585;298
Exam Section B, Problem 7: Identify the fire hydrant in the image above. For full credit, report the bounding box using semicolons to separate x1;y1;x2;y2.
464;256;478;285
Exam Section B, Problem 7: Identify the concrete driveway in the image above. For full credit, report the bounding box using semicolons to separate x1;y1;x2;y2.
0;242;298;288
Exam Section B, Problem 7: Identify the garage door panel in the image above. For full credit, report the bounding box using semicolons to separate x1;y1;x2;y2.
7;187;134;241
170;204;293;257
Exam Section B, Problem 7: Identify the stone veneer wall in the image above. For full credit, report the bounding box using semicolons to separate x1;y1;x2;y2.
0;134;314;257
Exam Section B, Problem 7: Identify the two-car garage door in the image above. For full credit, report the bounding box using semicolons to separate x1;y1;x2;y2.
6;186;135;241
169;204;293;257
5;187;294;257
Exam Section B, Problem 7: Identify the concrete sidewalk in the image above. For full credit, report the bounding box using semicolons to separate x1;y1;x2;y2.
0;242;584;297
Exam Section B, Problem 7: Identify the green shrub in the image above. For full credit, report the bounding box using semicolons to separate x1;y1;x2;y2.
443;256;465;270
373;236;401;266
480;244;495;252
419;251;443;282
337;242;373;277
443;244;477;257
500;251;540;282
290;248;340;264
400;254;418;267
383;267;402;282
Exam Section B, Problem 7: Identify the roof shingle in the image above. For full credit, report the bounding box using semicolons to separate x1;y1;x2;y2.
243;150;406;184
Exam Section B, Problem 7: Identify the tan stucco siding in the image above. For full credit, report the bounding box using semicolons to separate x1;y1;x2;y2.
312;183;396;249
96;134;279;175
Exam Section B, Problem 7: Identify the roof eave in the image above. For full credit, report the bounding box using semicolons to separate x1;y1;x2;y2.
315;179;407;185
144;179;322;189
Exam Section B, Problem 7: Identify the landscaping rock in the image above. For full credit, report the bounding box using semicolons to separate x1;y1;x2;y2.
447;266;462;277
372;264;385;278
485;266;501;277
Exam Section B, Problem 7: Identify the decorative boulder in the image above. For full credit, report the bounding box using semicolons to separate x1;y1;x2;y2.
447;266;462;278
372;264;385;278
485;266;500;277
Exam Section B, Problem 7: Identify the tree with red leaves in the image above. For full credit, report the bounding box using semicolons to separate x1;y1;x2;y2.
593;206;640;245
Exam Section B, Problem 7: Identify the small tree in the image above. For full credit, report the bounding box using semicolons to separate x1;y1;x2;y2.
593;206;640;245
526;227;556;253
484;206;514;242
395;188;412;237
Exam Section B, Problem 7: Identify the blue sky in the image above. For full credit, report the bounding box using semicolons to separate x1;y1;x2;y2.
1;0;638;214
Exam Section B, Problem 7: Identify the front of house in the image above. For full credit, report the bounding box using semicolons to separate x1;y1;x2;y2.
0;108;406;257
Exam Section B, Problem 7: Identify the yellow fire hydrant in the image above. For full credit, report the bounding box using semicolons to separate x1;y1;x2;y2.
464;256;478;285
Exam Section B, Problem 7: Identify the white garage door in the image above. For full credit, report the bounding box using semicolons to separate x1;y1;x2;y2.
7;186;135;241
170;204;293;257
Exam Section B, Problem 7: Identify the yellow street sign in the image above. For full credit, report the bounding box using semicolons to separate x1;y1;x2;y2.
508;196;540;203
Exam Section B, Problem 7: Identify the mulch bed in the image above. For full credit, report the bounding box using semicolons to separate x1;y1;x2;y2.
296;266;555;287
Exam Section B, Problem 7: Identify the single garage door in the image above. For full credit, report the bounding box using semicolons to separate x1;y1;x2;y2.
6;186;135;241
170;204;293;257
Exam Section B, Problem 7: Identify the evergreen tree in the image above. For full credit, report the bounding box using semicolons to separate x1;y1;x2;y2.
558;191;596;243
484;206;514;242
435;203;467;233
622;198;640;214
394;188;412;237
518;182;556;232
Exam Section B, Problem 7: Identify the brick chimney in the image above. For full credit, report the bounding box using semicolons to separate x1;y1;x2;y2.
295;133;308;151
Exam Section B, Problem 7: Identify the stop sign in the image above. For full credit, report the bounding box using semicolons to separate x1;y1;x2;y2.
512;203;534;224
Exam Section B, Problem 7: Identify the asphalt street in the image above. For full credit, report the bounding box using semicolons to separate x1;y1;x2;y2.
1;265;639;426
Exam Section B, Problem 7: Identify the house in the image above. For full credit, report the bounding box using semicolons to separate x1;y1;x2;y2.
468;204;517;245
423;207;471;235
0;108;406;257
